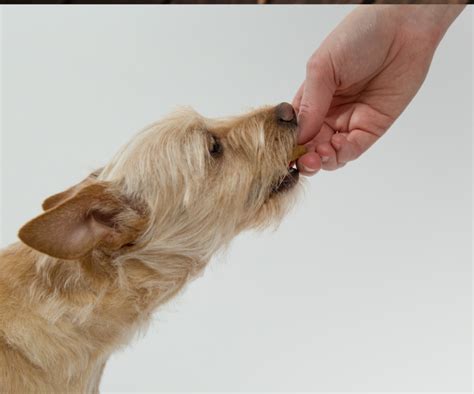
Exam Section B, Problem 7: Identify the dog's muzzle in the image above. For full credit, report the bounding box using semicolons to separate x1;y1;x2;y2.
271;166;299;194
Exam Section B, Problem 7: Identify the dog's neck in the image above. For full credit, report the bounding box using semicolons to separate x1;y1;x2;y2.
0;241;200;391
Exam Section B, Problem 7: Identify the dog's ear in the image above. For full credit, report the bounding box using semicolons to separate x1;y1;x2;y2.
19;181;148;260
42;168;102;211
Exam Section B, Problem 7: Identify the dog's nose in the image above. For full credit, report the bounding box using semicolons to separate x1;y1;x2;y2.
276;102;296;124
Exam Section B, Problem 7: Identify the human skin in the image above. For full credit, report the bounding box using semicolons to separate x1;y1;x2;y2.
293;5;465;175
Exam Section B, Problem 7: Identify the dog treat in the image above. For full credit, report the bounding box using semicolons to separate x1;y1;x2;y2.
290;145;307;161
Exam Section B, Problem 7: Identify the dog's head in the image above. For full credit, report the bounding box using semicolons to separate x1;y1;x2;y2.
19;103;302;263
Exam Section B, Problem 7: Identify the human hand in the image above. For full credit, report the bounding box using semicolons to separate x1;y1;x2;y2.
293;5;465;175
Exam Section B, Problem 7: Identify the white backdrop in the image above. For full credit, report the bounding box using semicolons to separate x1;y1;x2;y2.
1;6;472;392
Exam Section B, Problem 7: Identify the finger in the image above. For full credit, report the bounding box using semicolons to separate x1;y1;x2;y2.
312;122;335;146
292;82;304;114
297;57;336;145
331;133;356;163
315;142;339;171
296;151;322;176
305;122;342;170
331;130;379;164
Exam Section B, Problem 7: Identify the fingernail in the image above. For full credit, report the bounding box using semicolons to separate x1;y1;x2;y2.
301;164;318;173
321;156;330;163
332;141;341;150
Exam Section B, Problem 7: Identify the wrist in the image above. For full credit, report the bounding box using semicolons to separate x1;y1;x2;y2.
389;5;465;45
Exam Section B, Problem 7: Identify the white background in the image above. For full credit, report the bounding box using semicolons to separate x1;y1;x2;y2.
1;5;472;392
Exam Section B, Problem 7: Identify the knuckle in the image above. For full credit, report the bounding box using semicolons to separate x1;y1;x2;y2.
306;54;330;78
306;55;323;75
298;101;311;115
305;57;317;74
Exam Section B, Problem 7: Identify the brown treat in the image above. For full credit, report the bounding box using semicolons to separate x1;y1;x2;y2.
289;145;307;161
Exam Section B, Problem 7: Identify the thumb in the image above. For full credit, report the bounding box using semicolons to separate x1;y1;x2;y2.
297;57;336;144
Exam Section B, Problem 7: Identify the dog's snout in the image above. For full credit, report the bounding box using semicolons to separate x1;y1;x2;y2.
276;102;296;125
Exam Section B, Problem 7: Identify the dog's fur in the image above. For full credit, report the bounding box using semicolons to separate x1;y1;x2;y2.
0;105;300;392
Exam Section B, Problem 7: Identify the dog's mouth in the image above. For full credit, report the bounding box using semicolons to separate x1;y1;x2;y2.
271;161;299;194
270;142;307;195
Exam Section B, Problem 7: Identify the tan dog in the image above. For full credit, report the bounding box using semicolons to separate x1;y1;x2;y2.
0;103;302;393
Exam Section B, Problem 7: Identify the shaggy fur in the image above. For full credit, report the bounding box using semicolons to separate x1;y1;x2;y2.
0;104;301;393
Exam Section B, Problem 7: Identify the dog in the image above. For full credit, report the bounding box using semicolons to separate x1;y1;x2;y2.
0;102;302;392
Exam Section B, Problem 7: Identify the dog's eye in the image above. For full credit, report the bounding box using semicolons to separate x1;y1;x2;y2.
209;135;223;158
